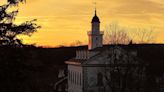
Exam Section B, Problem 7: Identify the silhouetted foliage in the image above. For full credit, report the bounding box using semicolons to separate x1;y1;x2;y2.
104;44;164;92
7;0;25;5
0;45;77;92
0;44;164;92
0;46;27;92
0;0;40;46
0;0;40;92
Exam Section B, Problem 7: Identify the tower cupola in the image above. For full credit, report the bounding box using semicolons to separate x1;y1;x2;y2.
88;9;104;50
91;10;100;23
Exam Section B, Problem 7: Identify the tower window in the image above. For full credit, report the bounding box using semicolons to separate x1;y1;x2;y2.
96;37;98;40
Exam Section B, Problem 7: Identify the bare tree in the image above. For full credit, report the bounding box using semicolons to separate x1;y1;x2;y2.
104;23;156;44
102;22;157;92
104;23;130;45
131;27;156;44
104;46;146;92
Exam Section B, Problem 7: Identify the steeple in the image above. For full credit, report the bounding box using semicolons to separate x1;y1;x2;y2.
95;8;97;16
88;8;103;50
91;8;100;23
94;2;97;16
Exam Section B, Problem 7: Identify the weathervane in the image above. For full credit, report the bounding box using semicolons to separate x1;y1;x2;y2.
93;2;96;9
93;2;97;10
93;1;97;15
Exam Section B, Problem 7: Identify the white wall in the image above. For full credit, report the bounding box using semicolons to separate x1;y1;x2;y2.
92;23;100;34
68;65;83;92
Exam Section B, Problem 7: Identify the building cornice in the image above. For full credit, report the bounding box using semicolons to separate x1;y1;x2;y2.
65;61;82;66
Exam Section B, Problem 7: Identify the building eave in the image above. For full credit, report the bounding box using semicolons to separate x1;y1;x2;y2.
65;61;82;65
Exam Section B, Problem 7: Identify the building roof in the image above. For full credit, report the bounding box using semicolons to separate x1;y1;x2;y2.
91;10;100;23
66;44;164;66
65;44;164;75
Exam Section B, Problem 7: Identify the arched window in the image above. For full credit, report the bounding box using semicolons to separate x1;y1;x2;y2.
96;37;98;40
73;71;75;84
79;73;81;85
97;73;103;86
70;71;72;82
77;72;79;85
68;70;70;80
72;71;74;83
75;72;77;84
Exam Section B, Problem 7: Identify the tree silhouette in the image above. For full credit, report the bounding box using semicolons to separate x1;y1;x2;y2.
0;0;40;92
104;23;130;45
0;0;40;46
104;46;147;92
104;23;156;45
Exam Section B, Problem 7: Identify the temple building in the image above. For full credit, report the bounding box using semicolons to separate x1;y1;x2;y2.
64;9;136;92
65;9;108;92
64;9;164;92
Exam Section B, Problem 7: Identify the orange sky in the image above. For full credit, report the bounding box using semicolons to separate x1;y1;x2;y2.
1;0;164;47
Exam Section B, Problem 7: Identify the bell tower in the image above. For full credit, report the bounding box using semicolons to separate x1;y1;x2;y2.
88;9;104;50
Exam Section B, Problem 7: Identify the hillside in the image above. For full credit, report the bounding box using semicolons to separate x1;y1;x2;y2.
0;44;164;92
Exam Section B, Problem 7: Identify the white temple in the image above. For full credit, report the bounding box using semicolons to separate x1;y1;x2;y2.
58;6;164;92
64;8;164;92
65;9;109;92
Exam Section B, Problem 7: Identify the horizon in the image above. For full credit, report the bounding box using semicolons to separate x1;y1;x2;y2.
1;0;164;47
36;43;164;48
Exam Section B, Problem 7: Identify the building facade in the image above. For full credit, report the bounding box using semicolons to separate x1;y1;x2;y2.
65;9;164;92
65;9;108;92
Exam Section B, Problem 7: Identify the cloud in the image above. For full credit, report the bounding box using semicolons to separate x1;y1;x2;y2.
114;0;164;14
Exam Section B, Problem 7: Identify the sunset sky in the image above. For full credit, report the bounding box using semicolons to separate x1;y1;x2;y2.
1;0;164;47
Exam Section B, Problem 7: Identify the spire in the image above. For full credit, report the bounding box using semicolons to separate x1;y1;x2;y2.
95;7;97;16
91;5;100;23
94;2;97;16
